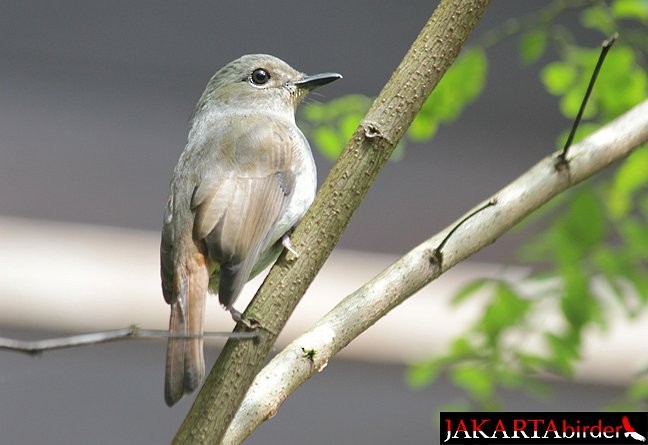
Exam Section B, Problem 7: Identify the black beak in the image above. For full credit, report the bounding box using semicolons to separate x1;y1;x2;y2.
294;72;343;90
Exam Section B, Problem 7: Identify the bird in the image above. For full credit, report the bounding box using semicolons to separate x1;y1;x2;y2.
160;54;341;406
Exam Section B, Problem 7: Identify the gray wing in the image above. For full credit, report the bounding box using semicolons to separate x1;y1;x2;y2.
190;117;297;307
160;190;180;304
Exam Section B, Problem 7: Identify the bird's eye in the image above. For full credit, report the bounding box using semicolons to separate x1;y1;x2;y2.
250;68;271;85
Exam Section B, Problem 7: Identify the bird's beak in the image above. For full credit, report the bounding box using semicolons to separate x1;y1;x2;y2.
294;72;343;90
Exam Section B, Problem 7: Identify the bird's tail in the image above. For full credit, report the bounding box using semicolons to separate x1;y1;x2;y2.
164;257;207;406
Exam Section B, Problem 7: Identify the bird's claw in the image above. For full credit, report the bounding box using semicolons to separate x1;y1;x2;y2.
282;235;300;258
228;307;259;330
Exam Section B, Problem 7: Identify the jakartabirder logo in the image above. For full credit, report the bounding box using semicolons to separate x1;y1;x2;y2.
441;412;647;444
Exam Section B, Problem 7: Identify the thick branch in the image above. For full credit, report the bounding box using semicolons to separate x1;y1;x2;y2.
224;99;648;443
173;1;492;443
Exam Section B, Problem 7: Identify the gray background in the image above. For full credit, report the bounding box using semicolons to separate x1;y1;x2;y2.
0;0;584;260
0;1;622;444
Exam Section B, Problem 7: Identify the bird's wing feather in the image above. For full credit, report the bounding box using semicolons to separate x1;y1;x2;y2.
161;191;179;304
190;117;297;306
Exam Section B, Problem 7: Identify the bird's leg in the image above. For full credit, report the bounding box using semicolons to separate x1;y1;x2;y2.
281;234;300;258
228;306;243;323
227;306;258;329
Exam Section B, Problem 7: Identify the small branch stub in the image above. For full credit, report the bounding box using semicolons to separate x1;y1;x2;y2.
362;122;385;140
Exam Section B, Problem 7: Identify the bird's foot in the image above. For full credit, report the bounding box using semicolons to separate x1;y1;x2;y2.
282;235;300;258
228;306;259;330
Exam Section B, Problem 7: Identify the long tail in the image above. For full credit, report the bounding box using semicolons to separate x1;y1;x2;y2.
164;257;208;406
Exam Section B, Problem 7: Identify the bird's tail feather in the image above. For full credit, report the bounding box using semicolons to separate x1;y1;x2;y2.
164;255;207;406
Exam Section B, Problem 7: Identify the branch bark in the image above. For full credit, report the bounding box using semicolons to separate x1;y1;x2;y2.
223;98;648;444
173;0;492;443
0;328;256;355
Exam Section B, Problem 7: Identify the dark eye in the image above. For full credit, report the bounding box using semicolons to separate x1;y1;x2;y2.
250;68;271;85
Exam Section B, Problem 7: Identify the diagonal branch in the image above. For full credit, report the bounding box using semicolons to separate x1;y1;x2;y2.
173;0;492;443
224;98;648;444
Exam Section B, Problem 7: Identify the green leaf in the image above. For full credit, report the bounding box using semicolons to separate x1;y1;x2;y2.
340;113;362;140
427;84;462;122
625;215;648;247
452;279;491;306
621;218;648;258
544;332;580;375
520;29;547;65
517;352;552;373
408;112;439;141
449;337;477;358
408;47;487;143
406;360;442;389
623;269;648;303
302;102;327;121
596;46;647;118
458;48;488;102
540;42;645;121
300;94;373;160
612;0;648;20
312;126;342;161
495;367;526;389
640;191;648;219
450;364;494;401
560;191;607;254
593;247;632;307
596;221;648;305
300;94;375;160
541;62;577;95
628;378;648;402
481;283;531;344
559;86;597;119
559;273;594;328
580;5;616;33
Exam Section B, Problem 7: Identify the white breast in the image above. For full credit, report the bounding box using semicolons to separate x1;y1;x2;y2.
270;127;317;243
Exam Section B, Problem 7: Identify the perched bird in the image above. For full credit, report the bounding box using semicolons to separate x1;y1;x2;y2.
160;54;341;406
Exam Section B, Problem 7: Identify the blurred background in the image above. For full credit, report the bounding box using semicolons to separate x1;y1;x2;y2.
1;1;646;444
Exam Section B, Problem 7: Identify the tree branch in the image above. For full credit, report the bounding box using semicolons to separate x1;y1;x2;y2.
223;98;648;444
173;1;492;443
0;327;256;355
